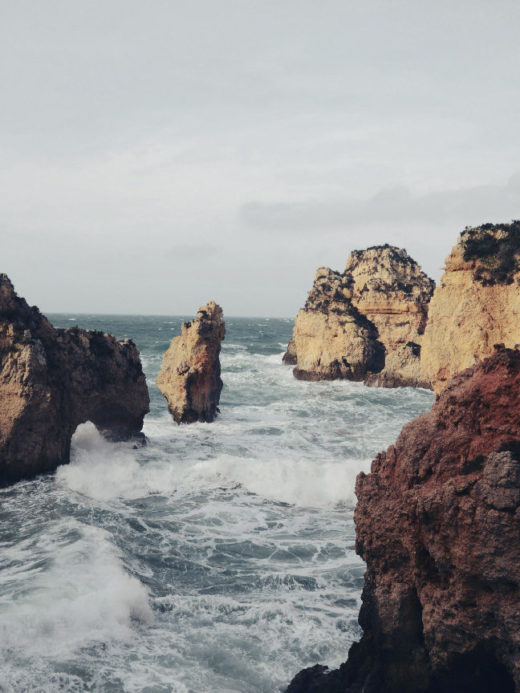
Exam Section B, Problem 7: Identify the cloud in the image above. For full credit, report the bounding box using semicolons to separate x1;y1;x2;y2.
240;175;520;231
165;244;220;260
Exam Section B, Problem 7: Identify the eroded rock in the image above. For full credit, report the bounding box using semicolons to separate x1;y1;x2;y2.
0;274;149;486
157;301;225;423
284;246;434;387
287;347;520;693
289;267;385;382
421;222;520;393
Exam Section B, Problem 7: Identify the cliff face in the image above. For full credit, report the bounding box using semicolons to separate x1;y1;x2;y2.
0;275;149;487
287;347;520;693
421;222;520;394
157;301;225;423
285;246;434;387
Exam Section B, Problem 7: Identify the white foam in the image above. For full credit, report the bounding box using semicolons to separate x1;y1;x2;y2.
176;454;369;508
0;521;152;660
61;423;367;507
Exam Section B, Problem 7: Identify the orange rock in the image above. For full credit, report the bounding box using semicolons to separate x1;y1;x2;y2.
421;222;520;393
157;301;225;423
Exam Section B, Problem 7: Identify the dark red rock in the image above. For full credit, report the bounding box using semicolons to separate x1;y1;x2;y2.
0;274;149;486
287;347;520;692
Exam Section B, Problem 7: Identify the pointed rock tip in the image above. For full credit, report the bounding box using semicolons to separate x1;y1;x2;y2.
197;301;223;320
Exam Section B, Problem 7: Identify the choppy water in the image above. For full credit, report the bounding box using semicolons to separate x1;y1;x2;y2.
0;316;433;692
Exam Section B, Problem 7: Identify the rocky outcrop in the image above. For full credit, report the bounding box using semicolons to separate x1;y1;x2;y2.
157;301;225;423
0;274;149;487
287;346;520;693
421;222;520;394
288;267;385;381
285;246;434;387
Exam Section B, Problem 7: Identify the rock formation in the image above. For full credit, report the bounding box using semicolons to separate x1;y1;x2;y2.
287;267;385;381
157;301;225;423
284;246;434;387
287;346;520;693
0;274;149;487
421;222;520;393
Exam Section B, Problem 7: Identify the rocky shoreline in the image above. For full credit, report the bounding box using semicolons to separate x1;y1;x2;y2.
2;222;520;692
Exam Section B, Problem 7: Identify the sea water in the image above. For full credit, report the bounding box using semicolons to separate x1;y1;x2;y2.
0;316;433;692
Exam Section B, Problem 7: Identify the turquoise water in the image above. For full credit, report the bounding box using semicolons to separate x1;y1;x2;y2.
0;316;433;692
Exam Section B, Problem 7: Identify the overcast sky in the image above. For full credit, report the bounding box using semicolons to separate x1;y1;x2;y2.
1;0;519;316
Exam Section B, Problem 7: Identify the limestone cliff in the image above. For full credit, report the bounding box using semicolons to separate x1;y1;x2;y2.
287;347;520;693
285;246;434;387
421;222;520;393
0;274;149;487
157;301;225;423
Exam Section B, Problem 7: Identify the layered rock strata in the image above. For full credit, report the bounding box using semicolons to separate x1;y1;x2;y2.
285;246;434;387
157;301;225;423
0;274;149;487
287;347;520;693
421;222;520;393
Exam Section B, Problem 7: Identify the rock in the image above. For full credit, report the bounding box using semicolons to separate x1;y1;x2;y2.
289;267;385;382
157;301;225;423
421;222;520;394
286;347;520;693
284;246;434;387
0;274;149;487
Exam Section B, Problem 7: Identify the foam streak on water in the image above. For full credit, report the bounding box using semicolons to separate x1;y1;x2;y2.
0;316;433;692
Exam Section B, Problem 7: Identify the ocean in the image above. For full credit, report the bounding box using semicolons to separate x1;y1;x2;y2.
0;315;433;692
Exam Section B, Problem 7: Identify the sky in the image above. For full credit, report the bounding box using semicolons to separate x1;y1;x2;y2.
1;0;519;316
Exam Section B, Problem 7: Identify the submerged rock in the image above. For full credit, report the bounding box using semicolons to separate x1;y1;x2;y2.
421;222;520;393
0;274;149;487
287;347;520;693
284;246;434;387
157;301;225;423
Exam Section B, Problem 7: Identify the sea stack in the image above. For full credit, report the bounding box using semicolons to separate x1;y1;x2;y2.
287;347;520;693
421;222;520;393
285;245;434;388
0;274;149;487
157;301;225;423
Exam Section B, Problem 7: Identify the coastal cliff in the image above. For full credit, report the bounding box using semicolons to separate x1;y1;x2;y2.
0;275;149;486
287;347;520;693
421;222;520;393
285;246;434;387
157;301;225;423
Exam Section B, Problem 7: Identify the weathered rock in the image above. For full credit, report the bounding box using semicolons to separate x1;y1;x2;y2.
157;301;225;423
284;246;434;387
0;274;149;487
421;222;520;394
287;347;520;693
289;267;385;382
